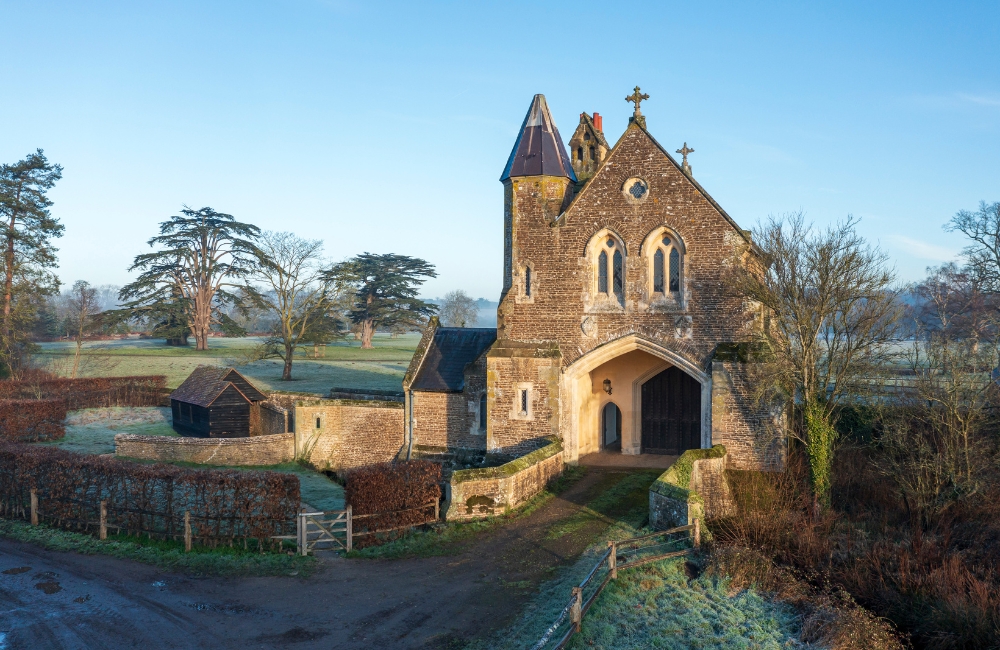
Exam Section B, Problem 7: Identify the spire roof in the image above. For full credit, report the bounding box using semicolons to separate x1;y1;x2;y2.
500;94;576;182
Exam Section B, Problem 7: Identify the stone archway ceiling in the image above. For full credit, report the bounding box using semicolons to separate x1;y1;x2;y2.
500;94;577;182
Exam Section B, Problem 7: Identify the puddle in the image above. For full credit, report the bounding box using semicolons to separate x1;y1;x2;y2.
35;581;62;595
1;567;31;575
152;581;166;588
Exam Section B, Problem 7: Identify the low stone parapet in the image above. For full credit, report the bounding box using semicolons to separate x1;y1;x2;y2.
649;445;734;533
114;432;295;466
444;436;563;521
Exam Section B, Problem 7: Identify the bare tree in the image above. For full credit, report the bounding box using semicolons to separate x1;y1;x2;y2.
945;200;1000;295
66;280;99;378
251;232;340;380
878;264;999;527
730;213;902;515
439;290;479;327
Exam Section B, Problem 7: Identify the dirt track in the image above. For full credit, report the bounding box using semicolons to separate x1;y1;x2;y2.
0;468;653;650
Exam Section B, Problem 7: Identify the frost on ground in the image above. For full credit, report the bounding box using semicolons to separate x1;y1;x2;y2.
47;407;177;455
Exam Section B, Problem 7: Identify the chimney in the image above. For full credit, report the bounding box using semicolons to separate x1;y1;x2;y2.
593;112;603;132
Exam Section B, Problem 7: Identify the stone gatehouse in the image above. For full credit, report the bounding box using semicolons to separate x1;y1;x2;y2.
400;91;782;471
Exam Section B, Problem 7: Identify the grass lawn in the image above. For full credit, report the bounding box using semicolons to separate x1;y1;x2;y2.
0;519;313;577
36;407;346;511
32;333;421;393
41;407;178;455
566;558;800;649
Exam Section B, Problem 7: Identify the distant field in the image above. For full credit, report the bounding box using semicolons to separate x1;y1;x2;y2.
32;334;421;394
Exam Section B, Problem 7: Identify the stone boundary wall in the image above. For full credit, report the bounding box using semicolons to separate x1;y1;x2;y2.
649;445;734;532
294;398;405;474
444;436;564;521
114;432;295;466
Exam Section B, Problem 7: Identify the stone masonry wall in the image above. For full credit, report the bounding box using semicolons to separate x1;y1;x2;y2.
411;354;488;451
445;438;564;521
485;348;561;456
711;361;785;470
295;399;404;473
649;446;734;530
114;433;294;466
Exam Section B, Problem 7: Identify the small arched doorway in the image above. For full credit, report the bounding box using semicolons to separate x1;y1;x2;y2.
641;366;701;455
601;402;622;451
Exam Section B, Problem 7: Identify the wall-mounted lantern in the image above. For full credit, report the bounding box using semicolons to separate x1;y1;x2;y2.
603;379;612;395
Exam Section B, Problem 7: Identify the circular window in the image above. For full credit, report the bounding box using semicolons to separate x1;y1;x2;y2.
622;177;648;203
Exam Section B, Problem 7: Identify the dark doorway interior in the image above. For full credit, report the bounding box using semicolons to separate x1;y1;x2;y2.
601;402;622;451
640;366;701;455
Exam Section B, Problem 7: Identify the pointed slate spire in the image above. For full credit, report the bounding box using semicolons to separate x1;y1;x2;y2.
500;94;577;182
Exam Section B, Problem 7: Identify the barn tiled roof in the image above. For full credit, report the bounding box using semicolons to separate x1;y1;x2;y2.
411;328;497;392
500;94;576;182
170;366;266;407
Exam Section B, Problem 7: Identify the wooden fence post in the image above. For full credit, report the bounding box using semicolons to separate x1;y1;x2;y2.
346;505;352;553
184;511;192;553
99;501;107;540
693;518;701;549
608;541;617;580
299;510;308;557
30;489;37;526
434;499;439;521
570;587;583;632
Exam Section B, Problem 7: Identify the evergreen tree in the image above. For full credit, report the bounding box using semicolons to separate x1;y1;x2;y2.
323;253;437;349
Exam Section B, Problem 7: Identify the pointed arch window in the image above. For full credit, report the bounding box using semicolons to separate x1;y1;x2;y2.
598;251;608;293
669;248;680;292
589;146;595;161
577;146;584;161
524;266;532;297
653;249;665;293
647;232;683;299
612;250;623;296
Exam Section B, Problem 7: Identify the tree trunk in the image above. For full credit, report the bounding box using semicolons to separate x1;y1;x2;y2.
360;319;374;349
72;338;82;379
3;189;20;346
282;344;294;380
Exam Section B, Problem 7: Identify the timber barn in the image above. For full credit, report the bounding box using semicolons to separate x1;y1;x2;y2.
170;366;268;438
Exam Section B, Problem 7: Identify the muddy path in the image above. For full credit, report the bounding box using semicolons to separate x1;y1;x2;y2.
0;468;657;649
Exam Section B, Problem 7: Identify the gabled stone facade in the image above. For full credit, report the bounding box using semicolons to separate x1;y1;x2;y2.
404;92;783;471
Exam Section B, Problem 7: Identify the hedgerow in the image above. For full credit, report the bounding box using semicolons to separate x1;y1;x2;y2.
0;398;67;441
345;460;441;547
0;442;298;549
0;375;166;410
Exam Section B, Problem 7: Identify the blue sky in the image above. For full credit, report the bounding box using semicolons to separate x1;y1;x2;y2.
3;1;998;300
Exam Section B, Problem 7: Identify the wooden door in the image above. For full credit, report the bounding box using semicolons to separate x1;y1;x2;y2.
640;367;701;455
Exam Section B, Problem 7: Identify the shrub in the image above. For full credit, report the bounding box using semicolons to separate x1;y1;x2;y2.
0;399;67;441
0;442;298;548
345;461;441;547
0;376;166;410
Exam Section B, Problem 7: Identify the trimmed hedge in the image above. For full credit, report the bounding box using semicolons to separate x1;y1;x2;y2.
0;399;67;442
345;461;441;547
0;376;166;410
0;442;299;547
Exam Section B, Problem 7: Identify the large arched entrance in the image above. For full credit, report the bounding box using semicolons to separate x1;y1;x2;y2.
640;366;701;455
560;335;711;461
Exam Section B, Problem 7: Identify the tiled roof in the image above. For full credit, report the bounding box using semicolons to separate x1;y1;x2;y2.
170;366;266;407
500;94;576;182
411;328;497;392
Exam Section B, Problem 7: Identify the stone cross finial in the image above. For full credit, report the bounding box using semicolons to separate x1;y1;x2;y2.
676;142;695;175
625;86;650;116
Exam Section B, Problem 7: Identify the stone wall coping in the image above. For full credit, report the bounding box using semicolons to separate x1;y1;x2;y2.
650;444;727;502
114;432;294;446
452;436;562;482
294;398;404;409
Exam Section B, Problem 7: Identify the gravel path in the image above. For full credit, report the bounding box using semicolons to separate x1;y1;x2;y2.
0;468;651;649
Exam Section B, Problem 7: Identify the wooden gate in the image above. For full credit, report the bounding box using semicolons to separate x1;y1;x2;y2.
640;366;701;455
296;507;352;555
